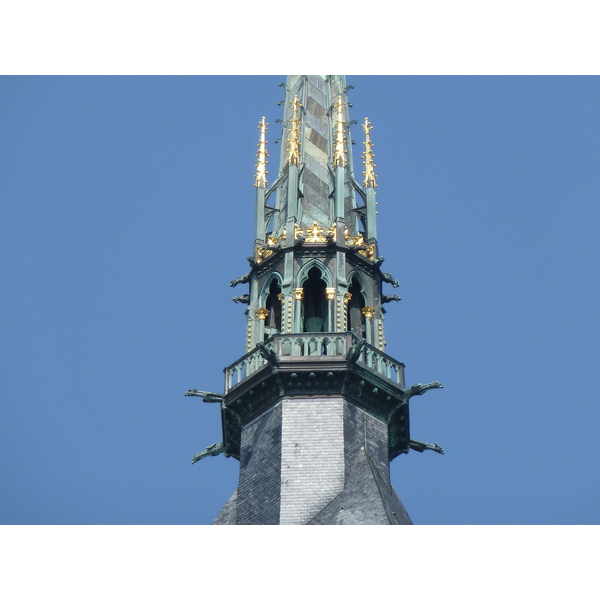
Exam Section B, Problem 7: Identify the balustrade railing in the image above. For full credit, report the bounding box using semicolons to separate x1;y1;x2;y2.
274;332;351;358
355;343;404;386
224;340;273;391
224;333;404;391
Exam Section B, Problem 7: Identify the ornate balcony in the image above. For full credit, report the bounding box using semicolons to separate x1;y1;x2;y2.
224;332;404;392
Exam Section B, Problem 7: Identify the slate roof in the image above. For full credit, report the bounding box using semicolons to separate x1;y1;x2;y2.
214;459;412;525
213;489;237;525
213;399;412;525
307;447;412;525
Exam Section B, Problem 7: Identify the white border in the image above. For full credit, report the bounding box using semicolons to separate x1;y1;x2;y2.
1;1;599;74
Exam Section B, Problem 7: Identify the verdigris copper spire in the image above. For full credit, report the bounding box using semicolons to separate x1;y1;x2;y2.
268;76;362;240
187;76;443;525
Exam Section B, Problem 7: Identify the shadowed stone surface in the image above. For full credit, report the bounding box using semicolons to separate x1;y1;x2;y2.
236;403;282;525
213;489;237;525
215;398;412;525
308;403;412;525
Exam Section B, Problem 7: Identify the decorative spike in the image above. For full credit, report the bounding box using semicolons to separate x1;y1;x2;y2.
254;117;269;188
361;117;377;188
286;95;302;165
332;95;348;167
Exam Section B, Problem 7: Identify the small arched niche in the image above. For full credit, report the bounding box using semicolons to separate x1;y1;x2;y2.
347;276;366;338
264;278;282;339
302;266;328;332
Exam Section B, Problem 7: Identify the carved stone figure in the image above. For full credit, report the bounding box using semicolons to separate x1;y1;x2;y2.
185;389;224;403
348;244;367;254
405;381;443;398
294;232;306;246
382;294;401;303
191;442;225;465
381;272;399;287
372;256;385;267
256;341;279;366
409;439;444;454
345;337;366;364
265;242;281;252
232;294;250;304
230;272;252;287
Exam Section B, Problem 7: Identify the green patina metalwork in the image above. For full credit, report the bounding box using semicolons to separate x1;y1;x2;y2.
186;76;443;472
191;443;225;465
187;333;442;463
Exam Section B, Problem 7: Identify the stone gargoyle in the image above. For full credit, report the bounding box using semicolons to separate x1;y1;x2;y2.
381;272;400;288
230;272;252;287
191;442;225;465
185;389;223;403
409;439;444;454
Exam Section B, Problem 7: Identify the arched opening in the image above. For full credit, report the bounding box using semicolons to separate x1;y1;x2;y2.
264;278;282;339
348;276;366;338
302;266;328;332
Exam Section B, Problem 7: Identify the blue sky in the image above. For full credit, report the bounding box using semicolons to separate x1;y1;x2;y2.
2;75;599;526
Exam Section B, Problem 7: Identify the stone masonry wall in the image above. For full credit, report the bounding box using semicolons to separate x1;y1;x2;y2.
279;397;346;524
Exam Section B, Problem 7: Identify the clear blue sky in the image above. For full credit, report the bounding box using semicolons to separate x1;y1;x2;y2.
2;75;599;526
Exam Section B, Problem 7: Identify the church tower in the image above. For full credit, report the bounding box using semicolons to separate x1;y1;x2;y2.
187;76;443;525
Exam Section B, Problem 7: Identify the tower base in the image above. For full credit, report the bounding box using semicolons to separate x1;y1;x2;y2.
214;397;412;525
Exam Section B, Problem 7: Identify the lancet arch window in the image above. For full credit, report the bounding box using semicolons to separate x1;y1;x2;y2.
300;264;329;333
347;275;366;338
261;276;283;339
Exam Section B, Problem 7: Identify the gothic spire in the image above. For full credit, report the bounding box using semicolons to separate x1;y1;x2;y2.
265;76;363;240
188;76;443;526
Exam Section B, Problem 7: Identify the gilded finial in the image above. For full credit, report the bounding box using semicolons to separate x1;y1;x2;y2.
332;96;348;167
361;117;377;188
254;116;269;188
286;95;302;165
